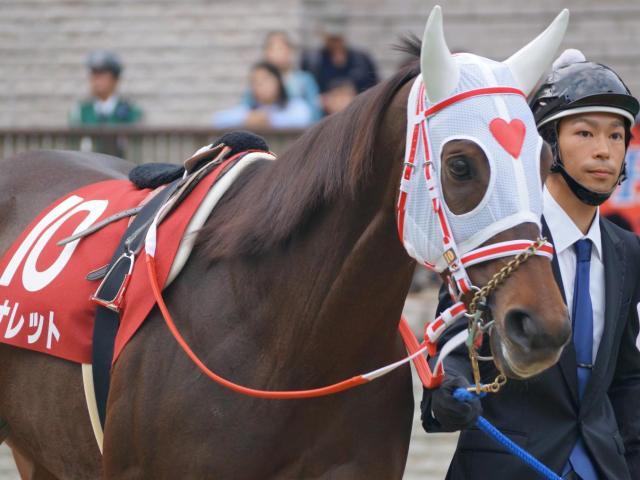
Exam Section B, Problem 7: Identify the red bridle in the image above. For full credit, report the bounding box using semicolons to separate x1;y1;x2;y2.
396;84;554;386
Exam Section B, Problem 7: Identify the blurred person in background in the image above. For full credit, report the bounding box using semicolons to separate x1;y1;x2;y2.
69;50;142;126
256;31;322;121
602;212;633;231
321;79;357;116
301;15;378;114
212;61;313;130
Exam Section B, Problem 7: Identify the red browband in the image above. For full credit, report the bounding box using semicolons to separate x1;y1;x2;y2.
424;87;526;117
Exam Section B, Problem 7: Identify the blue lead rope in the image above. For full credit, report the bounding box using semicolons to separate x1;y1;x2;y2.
453;388;562;480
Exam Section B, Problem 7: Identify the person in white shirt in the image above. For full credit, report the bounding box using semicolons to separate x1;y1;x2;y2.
421;50;640;480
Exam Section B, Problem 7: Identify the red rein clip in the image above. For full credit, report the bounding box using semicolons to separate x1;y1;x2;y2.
398;316;444;388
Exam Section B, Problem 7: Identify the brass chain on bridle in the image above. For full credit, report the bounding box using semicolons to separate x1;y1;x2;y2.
465;236;548;394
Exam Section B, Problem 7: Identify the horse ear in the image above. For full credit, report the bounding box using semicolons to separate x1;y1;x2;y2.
504;9;570;96
420;5;459;104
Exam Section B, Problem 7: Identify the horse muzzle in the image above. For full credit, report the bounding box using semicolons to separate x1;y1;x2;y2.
490;306;570;379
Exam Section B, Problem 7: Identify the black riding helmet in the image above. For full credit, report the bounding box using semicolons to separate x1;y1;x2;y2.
529;50;640;205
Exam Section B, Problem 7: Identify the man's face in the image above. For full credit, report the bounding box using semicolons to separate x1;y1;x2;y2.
324;34;345;52
557;112;627;193
321;82;356;115
89;70;118;100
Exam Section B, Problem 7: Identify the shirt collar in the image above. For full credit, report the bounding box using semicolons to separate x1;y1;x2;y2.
543;187;602;260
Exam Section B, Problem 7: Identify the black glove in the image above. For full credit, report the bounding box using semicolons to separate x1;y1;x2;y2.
422;376;482;432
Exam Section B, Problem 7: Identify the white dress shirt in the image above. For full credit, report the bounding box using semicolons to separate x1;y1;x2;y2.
543;187;605;362
93;95;119;117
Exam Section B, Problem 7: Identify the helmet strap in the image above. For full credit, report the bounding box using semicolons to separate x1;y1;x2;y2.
551;161;618;206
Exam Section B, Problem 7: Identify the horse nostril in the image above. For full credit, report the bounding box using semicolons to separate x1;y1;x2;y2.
504;308;569;354
504;308;538;353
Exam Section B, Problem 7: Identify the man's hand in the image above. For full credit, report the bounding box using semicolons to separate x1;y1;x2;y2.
422;376;482;432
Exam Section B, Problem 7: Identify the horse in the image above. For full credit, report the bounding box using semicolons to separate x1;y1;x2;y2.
0;8;571;479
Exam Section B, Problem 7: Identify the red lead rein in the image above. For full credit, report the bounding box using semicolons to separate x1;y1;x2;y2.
145;253;437;399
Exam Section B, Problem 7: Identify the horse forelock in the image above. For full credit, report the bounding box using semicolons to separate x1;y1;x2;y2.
198;53;420;261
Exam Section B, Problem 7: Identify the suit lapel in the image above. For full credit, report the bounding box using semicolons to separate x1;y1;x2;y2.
581;219;625;410
543;218;579;405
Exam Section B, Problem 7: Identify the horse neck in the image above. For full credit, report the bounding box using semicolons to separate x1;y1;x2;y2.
285;179;414;361
274;100;414;369
181;83;415;375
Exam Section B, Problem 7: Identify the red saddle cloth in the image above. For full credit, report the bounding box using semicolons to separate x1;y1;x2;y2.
0;169;223;364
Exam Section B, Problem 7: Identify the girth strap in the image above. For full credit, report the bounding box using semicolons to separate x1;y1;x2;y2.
92;179;182;427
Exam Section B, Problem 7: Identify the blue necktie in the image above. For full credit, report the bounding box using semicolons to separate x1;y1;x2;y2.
564;238;598;480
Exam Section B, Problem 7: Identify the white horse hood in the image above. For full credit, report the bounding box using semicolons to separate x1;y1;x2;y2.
398;7;569;272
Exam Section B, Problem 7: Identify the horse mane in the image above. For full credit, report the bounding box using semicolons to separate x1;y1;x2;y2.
199;38;421;260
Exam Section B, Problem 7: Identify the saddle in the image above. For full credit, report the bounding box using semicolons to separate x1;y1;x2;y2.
0;130;273;448
85;131;272;427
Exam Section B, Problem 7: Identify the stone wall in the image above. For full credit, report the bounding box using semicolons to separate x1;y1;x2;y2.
1;0;639;127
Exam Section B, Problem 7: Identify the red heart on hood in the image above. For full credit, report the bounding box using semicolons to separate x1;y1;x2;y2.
489;118;526;159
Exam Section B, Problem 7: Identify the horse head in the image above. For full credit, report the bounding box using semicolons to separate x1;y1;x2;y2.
399;6;571;379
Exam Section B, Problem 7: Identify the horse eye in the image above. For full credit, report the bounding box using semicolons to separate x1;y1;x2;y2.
448;156;472;179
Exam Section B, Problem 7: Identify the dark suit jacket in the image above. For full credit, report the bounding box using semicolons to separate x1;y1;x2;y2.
421;217;640;479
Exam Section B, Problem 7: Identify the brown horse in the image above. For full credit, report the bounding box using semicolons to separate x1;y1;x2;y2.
0;14;570;480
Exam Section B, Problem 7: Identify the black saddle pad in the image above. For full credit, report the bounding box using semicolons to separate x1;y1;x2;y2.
128;131;270;190
129;163;184;189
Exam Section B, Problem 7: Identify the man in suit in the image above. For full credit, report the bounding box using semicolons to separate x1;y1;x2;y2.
421;50;640;479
